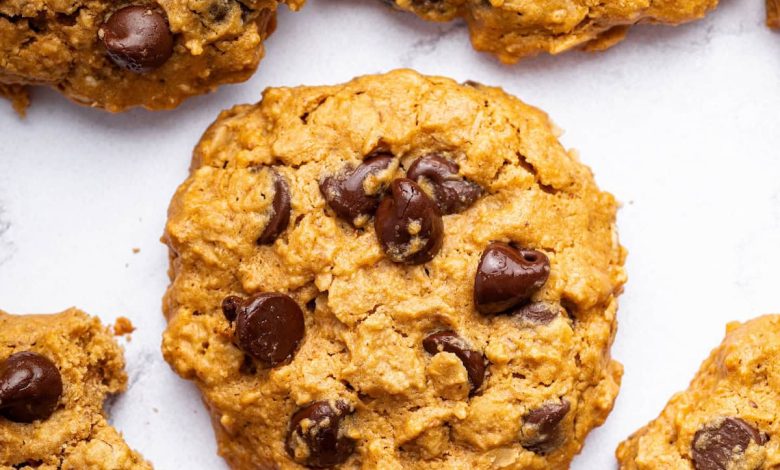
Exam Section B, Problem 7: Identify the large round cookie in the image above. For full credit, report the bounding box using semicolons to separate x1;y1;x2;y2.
617;315;780;469
161;69;627;469
0;0;301;112
384;0;717;63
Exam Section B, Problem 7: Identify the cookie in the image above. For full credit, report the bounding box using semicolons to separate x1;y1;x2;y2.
768;0;780;28
616;315;780;469
161;69;627;469
0;0;302;113
0;308;151;469
384;0;718;63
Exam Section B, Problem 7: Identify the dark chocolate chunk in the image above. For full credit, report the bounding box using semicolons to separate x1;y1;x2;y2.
474;242;550;314
423;330;486;392
99;5;174;73
0;352;63;423
286;400;355;467
406;154;482;214
234;293;304;368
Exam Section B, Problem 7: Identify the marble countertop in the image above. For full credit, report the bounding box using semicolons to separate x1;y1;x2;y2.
1;0;779;468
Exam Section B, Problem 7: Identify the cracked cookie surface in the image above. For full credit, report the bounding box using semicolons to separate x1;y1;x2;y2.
617;315;780;470
0;308;151;470
0;0;302;112
161;69;626;469
384;0;718;63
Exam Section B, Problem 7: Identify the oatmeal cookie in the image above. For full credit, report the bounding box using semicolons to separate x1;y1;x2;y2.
384;0;718;63
0;308;151;469
162;69;627;469
0;0;302;112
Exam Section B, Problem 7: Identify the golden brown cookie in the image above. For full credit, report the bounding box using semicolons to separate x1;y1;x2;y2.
617;315;780;470
0;0;302;113
161;69;627;469
0;308;151;470
768;0;780;29
384;0;718;63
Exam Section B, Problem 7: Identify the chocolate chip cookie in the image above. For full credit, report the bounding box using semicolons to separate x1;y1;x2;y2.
384;0;718;63
161;69;627;469
617;315;780;469
768;0;780;28
0;308;151;469
0;0;302;113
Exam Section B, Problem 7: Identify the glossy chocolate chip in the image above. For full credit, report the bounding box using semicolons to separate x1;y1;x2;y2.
99;5;174;73
221;295;243;322
375;178;443;264
520;400;570;453
285;400;355;467
234;293;304;368
257;172;291;245
692;417;765;470
406;154;482;214
511;302;559;325
320;153;394;227
423;331;486;392
474;242;550;315
0;352;63;423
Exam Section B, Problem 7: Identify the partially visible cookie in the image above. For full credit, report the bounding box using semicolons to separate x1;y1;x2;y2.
0;0;301;112
768;0;780;29
617;315;780;469
162;69;627;469
384;0;718;63
0;308;151;469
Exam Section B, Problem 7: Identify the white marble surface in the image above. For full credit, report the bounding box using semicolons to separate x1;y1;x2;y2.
1;0;779;468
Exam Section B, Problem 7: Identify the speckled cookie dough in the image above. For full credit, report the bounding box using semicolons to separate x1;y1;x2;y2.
0;0;302;113
617;315;780;470
384;0;718;63
0;308;151;470
162;69;627;469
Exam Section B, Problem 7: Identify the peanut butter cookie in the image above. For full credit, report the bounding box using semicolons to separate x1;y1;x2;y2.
162;69;627;469
0;308;151;469
384;0;718;63
617;315;780;470
0;0;302;112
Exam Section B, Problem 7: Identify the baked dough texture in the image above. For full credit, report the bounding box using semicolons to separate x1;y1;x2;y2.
162;69;627;469
0;0;302;112
617;315;780;469
0;308;151;470
386;0;718;63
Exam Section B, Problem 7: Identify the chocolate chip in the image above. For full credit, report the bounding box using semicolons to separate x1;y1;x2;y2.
320;153;394;227
286;400;355;467
234;293;304;368
99;5;174;73
257;172;291;245
406;154;482;214
692;417;765;470
221;295;243;322
374;178;444;264
520;400;570;453
423;331;486;392
473;242;550;315
0;352;63;423
510;302;559;325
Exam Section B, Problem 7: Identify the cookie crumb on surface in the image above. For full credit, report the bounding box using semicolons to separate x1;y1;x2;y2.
132;247;141;254
113;316;136;336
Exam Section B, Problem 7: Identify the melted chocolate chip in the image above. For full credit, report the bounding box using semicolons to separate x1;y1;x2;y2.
234;293;304;368
257;172;291;245
286;400;355;467
692;417;765;470
374;178;443;264
0;352;63;423
510;302;559;325
320;154;394;227
99;5;174;73
406;154;482;214
423;331;486;392
520;400;570;454
221;295;243;322
473;242;550;315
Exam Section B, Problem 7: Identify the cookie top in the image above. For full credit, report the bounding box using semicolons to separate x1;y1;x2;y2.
617;315;780;470
162;69;626;469
386;0;718;63
0;0;301;112
0;308;151;470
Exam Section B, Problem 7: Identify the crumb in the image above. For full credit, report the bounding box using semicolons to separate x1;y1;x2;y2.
132;247;140;254
113;317;136;336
